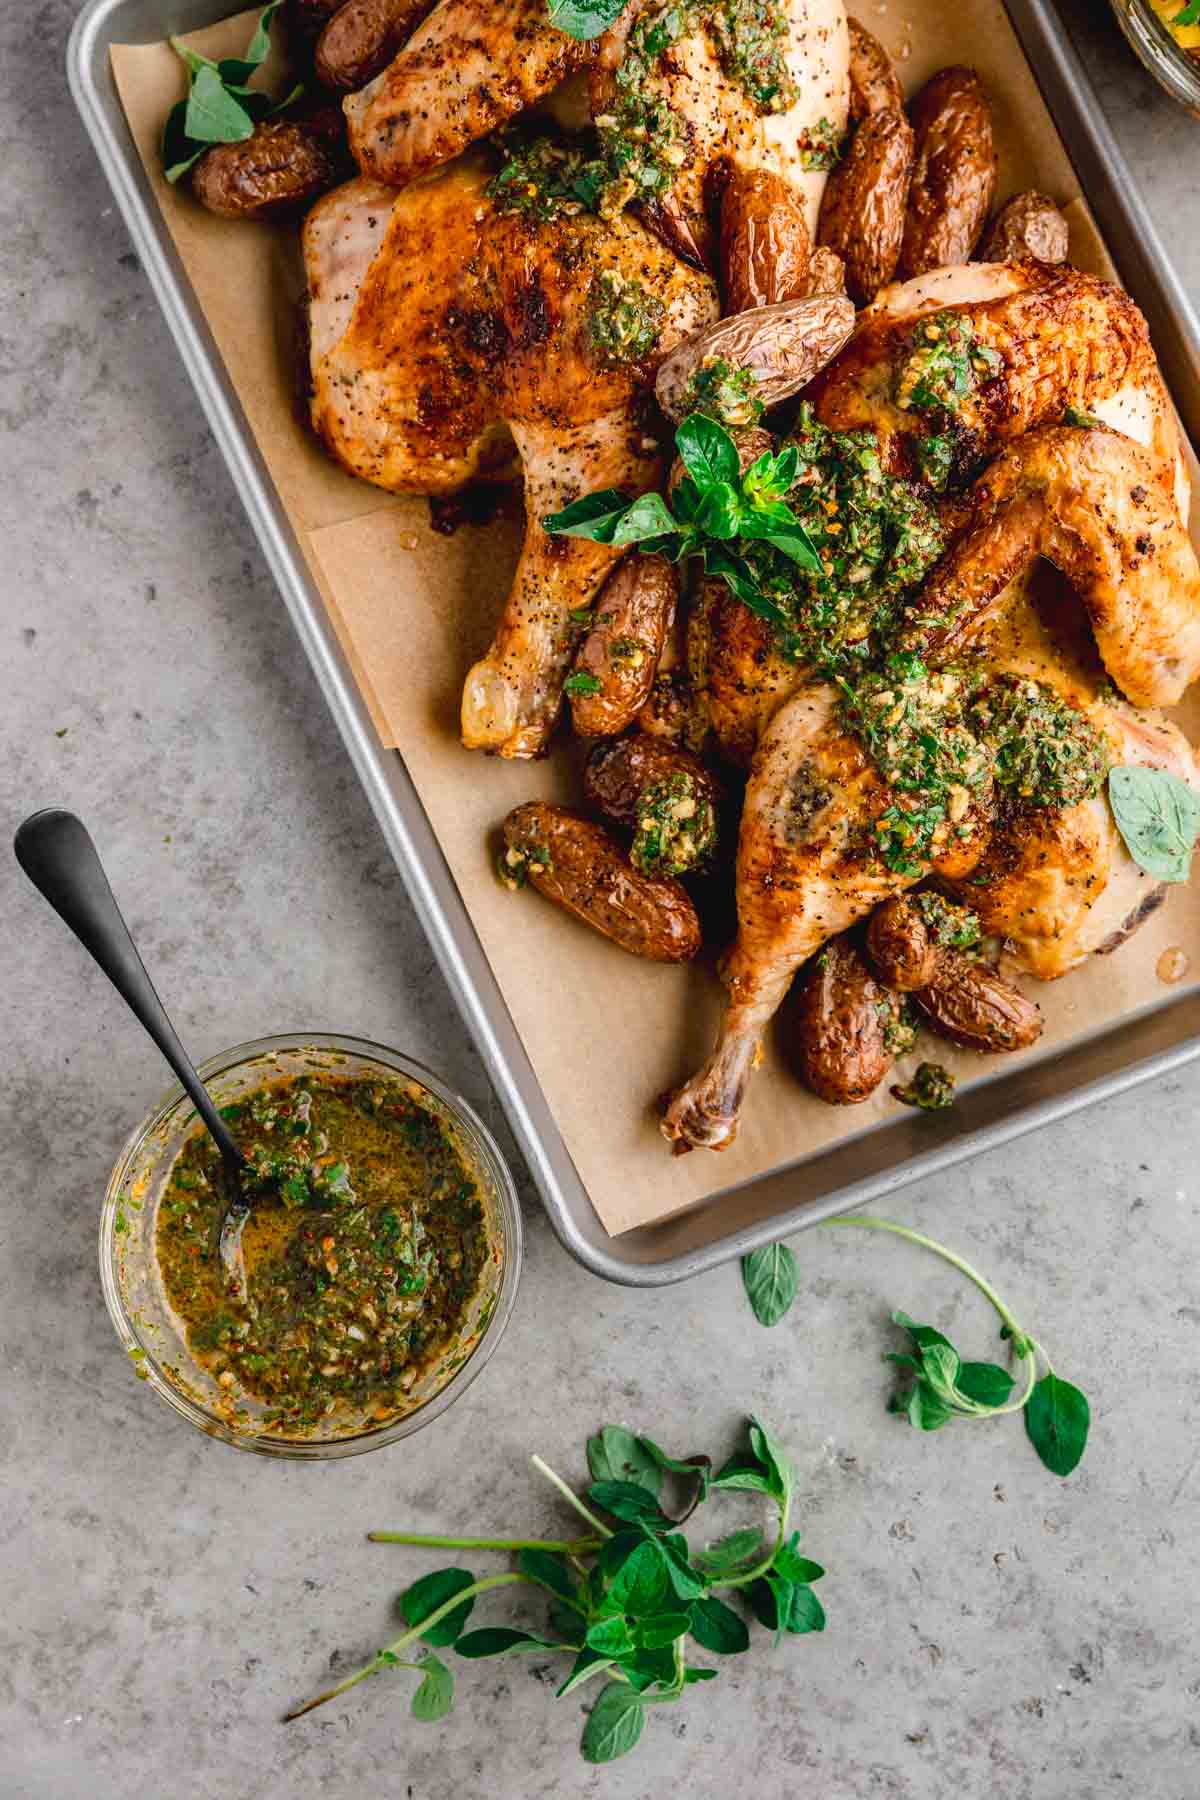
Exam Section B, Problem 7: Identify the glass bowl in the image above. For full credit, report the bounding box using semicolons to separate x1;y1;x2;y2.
100;1033;522;1459
1110;0;1200;113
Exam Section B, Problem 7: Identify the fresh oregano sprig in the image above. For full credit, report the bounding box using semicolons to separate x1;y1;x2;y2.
162;1;302;183
740;1216;1090;1478
284;1417;827;1764
542;413;822;632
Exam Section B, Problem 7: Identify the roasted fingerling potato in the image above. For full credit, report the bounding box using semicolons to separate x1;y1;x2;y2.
568;554;678;739
655;296;856;424
847;15;904;120
794;937;913;1105
899;66;997;276
719;165;813;315
584;736;720;876
866;889;982;991
915;948;1043;1053
802;246;848;297
315;0;436;91
191;106;349;220
636;671;691;746
285;0;345;52
816;107;914;305
865;893;941;991
978;190;1069;264
501;802;702;962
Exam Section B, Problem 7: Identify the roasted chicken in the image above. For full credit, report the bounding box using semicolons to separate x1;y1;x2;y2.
900;424;1200;707
304;154;715;756
808;261;1188;512
665;565;1200;1148
344;0;597;186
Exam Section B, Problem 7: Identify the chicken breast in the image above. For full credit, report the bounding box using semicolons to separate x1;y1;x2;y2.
304;158;716;756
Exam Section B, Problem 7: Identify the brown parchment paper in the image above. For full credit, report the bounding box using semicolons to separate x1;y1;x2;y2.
110;5;1200;1236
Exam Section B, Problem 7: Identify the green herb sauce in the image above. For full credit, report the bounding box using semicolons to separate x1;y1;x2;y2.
892;1062;957;1110
894;312;1003;492
894;312;1002;416
795;115;843;170
913;890;981;951
839;655;1111;875
487;129;608;221
586;270;666;367
155;1073;491;1434
632;771;718;875
969;676;1110;810
711;0;800;114
877;992;918;1057
684;357;766;428
840;653;992;875
734;405;947;676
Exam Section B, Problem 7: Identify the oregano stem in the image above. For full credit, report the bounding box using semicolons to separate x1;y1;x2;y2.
368;1531;601;1554
530;1455;613;1539
711;1492;791;1592
817;1214;1030;1346
283;1572;527;1721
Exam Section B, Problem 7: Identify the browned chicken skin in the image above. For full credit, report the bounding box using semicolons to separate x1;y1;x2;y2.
900;425;1200;708
809;261;1184;502
304;157;715;756
661;681;990;1150
344;0;597;186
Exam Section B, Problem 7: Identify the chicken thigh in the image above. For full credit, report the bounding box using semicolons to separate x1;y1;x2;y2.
304;156;716;756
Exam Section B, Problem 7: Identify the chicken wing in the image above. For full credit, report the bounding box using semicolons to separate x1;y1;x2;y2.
808;261;1187;511
304;157;716;756
899;424;1200;707
344;0;596;187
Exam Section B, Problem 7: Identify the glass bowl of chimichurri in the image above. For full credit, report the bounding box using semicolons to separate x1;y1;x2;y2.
100;1034;521;1458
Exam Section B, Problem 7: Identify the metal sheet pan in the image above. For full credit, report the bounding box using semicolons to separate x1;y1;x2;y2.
68;0;1200;1284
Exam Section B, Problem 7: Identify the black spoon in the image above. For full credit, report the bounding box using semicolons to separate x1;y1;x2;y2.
14;808;253;1302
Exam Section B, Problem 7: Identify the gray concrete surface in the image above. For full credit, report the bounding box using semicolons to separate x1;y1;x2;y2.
3;4;1200;1796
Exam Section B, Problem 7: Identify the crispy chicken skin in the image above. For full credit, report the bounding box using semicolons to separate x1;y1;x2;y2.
344;0;596;187
304;158;715;756
900;425;1200;707
661;682;989;1150
689;579;807;767
808;261;1186;509
940;589;1200;978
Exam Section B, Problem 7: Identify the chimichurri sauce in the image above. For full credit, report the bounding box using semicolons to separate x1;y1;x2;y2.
155;1073;492;1435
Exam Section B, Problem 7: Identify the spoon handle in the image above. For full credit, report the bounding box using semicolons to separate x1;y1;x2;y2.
14;808;244;1168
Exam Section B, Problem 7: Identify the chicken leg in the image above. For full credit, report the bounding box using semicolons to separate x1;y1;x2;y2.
304;155;716;756
661;681;990;1149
